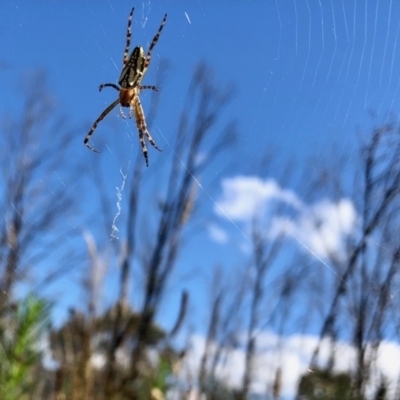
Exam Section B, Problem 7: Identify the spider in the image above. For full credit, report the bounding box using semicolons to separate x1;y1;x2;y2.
84;7;167;166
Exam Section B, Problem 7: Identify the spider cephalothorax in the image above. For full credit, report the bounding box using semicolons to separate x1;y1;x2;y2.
84;7;167;166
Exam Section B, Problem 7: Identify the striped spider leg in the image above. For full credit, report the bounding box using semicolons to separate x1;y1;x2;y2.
84;7;167;166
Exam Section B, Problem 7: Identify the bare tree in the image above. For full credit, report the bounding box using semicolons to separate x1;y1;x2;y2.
0;69;87;400
196;264;247;400
0;70;84;309
78;62;238;399
239;219;284;399
311;123;400;398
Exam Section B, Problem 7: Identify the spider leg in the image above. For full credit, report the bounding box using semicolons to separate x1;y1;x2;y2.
84;98;120;152
131;97;149;165
123;7;134;66
129;103;134;119
131;95;161;166
119;106;127;119
137;123;149;167
134;94;162;152
144;13;167;69
139;85;159;91
99;83;120;92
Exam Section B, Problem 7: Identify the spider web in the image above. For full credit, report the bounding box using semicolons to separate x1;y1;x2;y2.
66;0;400;397
2;1;400;398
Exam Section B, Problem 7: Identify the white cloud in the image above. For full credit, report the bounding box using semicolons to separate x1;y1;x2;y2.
215;176;358;260
182;332;400;399
207;223;228;244
215;176;302;221
270;198;358;260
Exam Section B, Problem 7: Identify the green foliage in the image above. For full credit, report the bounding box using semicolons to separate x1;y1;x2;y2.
297;368;357;400
200;375;241;400
153;352;173;394
48;305;175;399
0;294;50;400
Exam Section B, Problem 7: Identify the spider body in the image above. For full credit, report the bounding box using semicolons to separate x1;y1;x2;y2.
84;8;167;166
119;47;145;88
119;87;135;107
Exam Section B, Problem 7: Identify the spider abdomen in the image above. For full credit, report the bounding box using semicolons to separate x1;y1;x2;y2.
119;88;136;107
118;46;145;88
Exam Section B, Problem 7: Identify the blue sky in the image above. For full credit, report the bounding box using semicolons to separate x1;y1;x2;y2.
2;1;400;397
4;1;400;166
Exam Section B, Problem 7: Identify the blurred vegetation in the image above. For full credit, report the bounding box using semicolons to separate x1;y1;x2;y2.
298;369;355;400
0;294;50;400
0;66;400;400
